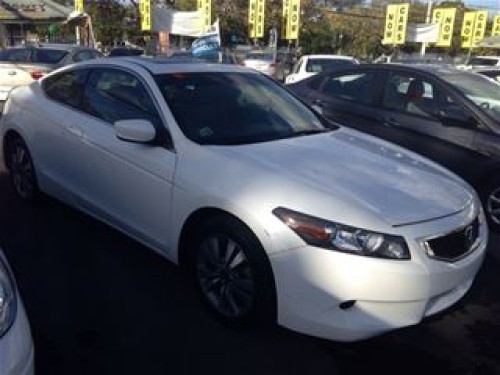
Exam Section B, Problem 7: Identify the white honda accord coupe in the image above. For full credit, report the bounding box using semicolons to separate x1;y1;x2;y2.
0;58;487;342
0;249;34;375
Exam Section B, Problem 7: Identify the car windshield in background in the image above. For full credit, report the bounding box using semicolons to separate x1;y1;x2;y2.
441;73;500;122
468;57;499;66
245;52;274;61
155;72;330;145
305;59;355;73
32;49;68;64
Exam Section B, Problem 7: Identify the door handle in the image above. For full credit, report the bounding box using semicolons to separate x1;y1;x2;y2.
312;99;324;107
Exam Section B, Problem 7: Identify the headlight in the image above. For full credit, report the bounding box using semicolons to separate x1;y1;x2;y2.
273;207;410;260
0;255;17;337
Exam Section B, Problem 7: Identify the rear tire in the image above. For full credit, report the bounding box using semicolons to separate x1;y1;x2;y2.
6;136;39;202
189;215;276;325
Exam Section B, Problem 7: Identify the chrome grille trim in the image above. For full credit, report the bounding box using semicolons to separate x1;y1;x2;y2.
422;216;480;262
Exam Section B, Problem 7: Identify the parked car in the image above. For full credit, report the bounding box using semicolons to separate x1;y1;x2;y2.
472;67;500;83
242;50;276;76
0;43;102;109
465;56;500;68
288;63;500;232
0;58;487;342
0;248;34;375
274;50;296;82
107;46;144;57
285;54;359;84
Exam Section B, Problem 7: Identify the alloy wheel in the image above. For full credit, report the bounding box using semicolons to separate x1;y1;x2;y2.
196;235;255;318
9;141;36;200
487;186;500;225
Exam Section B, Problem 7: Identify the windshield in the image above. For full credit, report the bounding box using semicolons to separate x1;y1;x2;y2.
442;73;500;122
154;72;331;145
245;52;274;61
468;57;499;67
305;58;355;73
32;49;68;64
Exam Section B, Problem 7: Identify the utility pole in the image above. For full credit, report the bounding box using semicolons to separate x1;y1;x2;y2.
420;0;432;56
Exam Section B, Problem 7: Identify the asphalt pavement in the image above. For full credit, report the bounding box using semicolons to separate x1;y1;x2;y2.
0;160;500;375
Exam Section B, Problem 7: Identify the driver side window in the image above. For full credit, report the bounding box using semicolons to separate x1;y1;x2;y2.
82;68;162;129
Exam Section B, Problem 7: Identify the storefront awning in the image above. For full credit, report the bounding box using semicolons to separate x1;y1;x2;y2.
0;0;73;22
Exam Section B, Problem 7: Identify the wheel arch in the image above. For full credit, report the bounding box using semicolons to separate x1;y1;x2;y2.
177;207;266;268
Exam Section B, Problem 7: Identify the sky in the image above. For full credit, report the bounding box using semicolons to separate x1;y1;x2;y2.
463;0;499;14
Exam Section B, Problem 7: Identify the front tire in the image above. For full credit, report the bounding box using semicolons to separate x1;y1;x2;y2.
191;216;276;325
6;136;39;202
481;176;500;233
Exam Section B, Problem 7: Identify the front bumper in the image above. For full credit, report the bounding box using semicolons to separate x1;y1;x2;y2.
268;207;487;342
0;295;35;375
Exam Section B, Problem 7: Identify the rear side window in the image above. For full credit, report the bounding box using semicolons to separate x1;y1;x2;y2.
320;72;377;105
0;49;29;62
305;59;355;73
73;50;103;62
32;49;68;64
43;69;88;108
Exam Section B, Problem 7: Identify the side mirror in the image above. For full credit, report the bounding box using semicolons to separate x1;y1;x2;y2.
114;119;156;143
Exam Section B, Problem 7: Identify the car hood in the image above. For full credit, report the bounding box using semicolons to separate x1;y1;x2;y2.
210;128;473;227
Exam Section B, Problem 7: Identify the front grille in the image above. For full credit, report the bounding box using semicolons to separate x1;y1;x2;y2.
425;217;479;261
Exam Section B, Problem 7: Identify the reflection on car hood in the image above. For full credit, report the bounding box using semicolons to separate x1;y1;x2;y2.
216;128;473;227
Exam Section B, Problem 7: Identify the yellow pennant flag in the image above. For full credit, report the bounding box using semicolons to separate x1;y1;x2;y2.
432;8;456;47
140;0;151;31
248;0;257;38
282;0;290;39
198;0;211;30
473;10;488;45
75;0;83;12
493;15;500;37
461;11;488;48
288;0;300;40
382;4;409;45
255;0;265;38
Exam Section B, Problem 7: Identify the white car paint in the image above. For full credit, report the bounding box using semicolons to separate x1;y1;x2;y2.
0;250;35;375
0;59;487;342
285;54;359;84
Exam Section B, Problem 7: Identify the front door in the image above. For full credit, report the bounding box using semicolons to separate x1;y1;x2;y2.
73;67;176;251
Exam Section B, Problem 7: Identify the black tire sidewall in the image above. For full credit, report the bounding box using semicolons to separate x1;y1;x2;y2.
7;137;38;202
190;215;276;326
480;176;500;233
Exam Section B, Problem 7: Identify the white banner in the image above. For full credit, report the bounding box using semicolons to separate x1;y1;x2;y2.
151;8;204;37
406;23;439;43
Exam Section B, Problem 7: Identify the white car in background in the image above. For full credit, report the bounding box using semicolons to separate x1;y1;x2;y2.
242;50;276;76
0;58;487;342
0;249;34;375
285;54;359;84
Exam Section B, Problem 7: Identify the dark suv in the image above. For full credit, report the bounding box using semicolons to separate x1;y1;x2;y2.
289;63;500;231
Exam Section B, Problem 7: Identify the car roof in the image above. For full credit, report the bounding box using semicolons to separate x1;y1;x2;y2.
301;63;487;84
303;54;356;60
66;56;255;75
343;63;469;76
8;43;95;51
